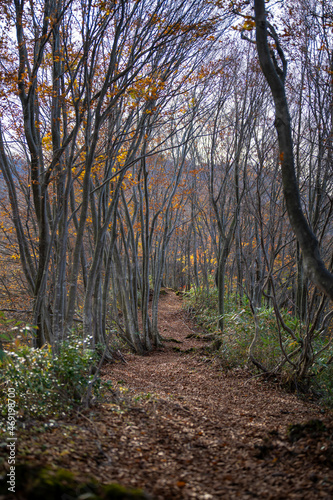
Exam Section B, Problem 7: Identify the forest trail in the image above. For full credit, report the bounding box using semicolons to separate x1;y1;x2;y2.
101;290;333;499
11;291;333;499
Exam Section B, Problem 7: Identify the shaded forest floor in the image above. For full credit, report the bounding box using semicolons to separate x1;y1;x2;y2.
2;290;333;499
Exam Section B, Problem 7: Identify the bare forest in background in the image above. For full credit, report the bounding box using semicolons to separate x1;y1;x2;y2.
0;0;333;383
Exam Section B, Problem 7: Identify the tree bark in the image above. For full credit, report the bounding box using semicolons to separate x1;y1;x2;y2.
254;0;333;301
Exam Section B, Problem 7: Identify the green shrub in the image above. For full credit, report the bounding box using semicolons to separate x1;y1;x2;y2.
0;332;103;424
310;347;333;407
52;334;98;403
184;285;333;404
184;286;220;331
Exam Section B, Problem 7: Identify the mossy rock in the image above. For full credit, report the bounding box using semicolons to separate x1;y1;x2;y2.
287;419;327;442
0;463;152;499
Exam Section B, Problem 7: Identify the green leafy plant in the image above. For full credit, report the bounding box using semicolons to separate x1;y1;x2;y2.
51;335;98;403
185;285;333;405
0;332;106;424
0;311;37;360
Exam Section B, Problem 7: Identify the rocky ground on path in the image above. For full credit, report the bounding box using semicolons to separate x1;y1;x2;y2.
1;290;333;499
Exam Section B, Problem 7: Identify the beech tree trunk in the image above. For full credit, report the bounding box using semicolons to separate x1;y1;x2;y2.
254;0;333;301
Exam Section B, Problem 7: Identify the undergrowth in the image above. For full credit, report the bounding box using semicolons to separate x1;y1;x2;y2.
184;286;333;407
0;323;113;427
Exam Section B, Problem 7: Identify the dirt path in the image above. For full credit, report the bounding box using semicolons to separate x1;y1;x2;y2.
9;290;333;499
100;290;333;499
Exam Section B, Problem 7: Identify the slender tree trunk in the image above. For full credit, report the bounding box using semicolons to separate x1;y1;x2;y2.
254;0;333;300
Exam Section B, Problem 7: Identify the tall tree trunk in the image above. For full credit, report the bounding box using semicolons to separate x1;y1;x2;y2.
254;0;333;300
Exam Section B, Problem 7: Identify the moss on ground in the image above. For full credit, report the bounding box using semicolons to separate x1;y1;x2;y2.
0;463;152;499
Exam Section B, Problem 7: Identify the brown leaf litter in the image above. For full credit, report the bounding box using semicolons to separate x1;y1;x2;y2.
1;290;333;499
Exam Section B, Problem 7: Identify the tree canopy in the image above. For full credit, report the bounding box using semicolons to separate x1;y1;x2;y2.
0;0;332;381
